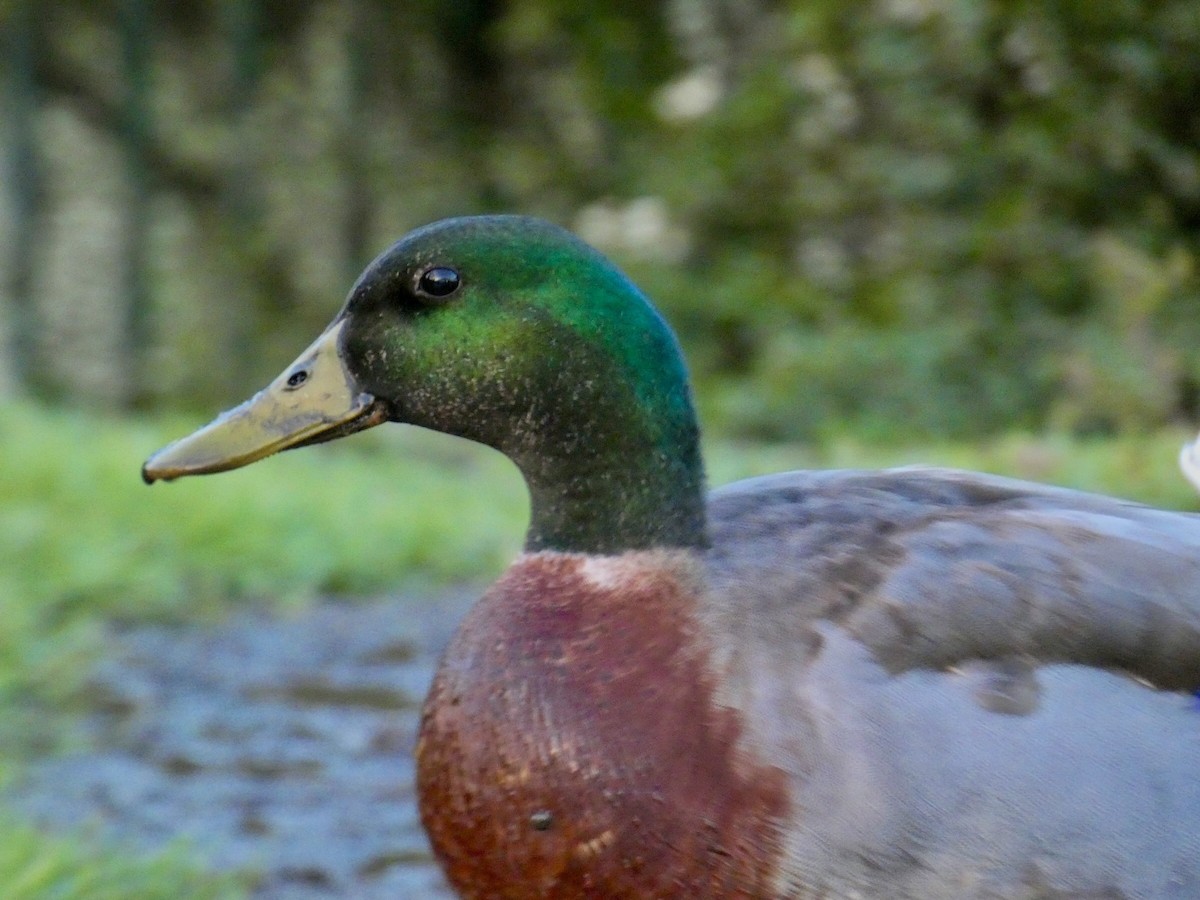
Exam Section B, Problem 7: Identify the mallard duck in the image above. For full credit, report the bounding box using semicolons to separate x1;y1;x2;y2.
144;216;1200;899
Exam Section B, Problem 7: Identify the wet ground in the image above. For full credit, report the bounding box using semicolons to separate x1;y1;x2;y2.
9;592;479;898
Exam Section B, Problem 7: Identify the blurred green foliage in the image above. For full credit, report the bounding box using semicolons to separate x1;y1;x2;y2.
0;816;246;900
5;0;1199;440
605;0;1200;439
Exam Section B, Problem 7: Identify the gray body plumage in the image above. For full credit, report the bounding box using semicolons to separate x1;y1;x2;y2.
702;467;1200;899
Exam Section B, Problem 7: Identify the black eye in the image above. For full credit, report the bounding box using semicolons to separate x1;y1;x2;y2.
416;267;461;301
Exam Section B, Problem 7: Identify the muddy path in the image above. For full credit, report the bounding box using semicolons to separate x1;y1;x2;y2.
10;593;479;898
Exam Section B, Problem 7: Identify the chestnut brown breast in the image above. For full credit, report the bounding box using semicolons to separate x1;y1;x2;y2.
416;552;791;898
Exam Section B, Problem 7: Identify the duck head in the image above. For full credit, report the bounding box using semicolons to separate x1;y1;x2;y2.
144;215;707;554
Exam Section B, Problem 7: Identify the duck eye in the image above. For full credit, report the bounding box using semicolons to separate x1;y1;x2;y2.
416;267;461;301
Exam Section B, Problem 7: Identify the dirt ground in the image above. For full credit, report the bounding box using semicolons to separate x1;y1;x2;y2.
10;592;479;898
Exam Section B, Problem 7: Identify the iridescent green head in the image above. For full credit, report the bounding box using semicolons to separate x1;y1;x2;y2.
144;216;707;554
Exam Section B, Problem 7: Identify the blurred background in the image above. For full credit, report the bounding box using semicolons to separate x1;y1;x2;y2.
3;1;1200;897
6;0;1200;437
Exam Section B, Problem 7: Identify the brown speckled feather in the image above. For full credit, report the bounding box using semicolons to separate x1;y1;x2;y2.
417;551;790;898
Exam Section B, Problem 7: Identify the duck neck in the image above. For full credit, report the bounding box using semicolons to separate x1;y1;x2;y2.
489;313;708;556
517;414;708;555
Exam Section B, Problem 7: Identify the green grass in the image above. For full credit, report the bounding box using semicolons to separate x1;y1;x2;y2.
2;397;1199;896
0;817;246;900
1;399;528;705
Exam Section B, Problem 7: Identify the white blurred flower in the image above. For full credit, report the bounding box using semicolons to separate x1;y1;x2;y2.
824;91;861;133
796;235;851;289
789;54;860;142
878;0;938;25
790;54;842;96
575;201;625;252
1020;60;1054;96
654;66;724;123
1002;26;1056;96
624;197;671;248
1002;26;1038;64
575;197;691;263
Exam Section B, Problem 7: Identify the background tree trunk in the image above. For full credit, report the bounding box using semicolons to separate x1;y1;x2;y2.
118;0;153;408
4;0;44;395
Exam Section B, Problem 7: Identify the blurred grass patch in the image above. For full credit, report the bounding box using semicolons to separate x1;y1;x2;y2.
0;398;528;707
0;815;246;900
708;430;1200;512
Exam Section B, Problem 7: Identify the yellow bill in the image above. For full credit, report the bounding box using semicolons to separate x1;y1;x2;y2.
142;319;387;483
